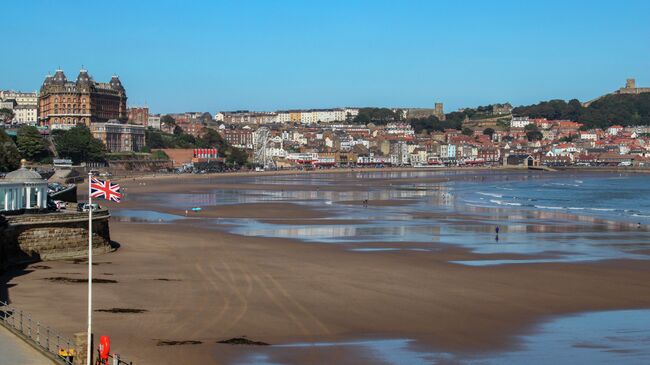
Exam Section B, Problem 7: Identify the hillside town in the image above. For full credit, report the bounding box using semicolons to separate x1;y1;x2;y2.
1;72;650;172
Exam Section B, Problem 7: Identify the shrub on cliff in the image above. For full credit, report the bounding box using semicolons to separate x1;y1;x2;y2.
16;125;50;162
0;128;21;172
52;125;106;164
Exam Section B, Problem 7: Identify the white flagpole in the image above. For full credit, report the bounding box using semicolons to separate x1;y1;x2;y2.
87;172;93;365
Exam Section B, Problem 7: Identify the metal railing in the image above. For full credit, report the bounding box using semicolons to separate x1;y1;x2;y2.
108;353;133;365
0;300;133;365
0;299;74;364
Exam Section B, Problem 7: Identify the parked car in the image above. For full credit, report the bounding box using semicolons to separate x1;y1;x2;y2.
77;203;100;212
54;200;67;209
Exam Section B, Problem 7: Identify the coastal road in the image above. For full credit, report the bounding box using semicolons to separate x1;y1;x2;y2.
0;325;53;365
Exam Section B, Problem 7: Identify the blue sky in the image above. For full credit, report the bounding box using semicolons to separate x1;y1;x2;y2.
2;0;649;114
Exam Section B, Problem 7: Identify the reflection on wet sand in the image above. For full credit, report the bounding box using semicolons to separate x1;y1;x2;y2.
115;171;650;266
235;309;650;365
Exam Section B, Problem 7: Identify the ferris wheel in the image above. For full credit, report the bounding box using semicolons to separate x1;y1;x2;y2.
253;127;275;169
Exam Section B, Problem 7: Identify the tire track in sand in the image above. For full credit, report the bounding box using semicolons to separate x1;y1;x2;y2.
250;273;311;335
211;258;252;334
188;263;232;339
260;272;331;335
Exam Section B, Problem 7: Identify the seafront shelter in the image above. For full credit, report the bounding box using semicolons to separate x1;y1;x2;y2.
0;162;48;212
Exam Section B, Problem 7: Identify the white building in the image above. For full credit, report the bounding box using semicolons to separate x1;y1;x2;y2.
13;105;38;125
286;152;318;163
0;90;39;124
607;125;624;136
344;108;359;120
300;111;314;124
314;109;343;123
0;91;38;106
0;162;48;212
277;111;291;123
148;115;161;129
510;116;531;128
438;144;457;159
334;109;347;121
349;139;370;149
385;123;415;136
579;131;598;140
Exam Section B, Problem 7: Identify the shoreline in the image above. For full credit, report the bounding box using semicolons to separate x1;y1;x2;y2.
103;164;650;185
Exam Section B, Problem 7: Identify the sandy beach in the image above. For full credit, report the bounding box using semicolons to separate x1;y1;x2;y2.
3;169;650;364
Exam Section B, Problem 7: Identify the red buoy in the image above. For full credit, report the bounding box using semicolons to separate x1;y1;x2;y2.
98;335;110;361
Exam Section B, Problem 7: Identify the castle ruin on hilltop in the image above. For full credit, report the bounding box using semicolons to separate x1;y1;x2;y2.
583;78;650;107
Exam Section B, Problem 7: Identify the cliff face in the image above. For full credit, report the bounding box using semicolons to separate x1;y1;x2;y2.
0;210;112;270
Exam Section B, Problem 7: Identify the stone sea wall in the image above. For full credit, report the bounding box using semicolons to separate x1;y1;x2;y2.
0;209;112;269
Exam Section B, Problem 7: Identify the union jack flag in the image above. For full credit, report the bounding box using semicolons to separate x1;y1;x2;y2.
90;178;122;203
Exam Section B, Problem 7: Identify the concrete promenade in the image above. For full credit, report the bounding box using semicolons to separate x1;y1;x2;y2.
0;324;52;365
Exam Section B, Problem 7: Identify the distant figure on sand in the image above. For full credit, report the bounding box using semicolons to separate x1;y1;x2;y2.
495;226;500;241
363;199;368;207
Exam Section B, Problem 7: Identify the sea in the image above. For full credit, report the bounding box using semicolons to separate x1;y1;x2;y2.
459;172;650;223
115;170;650;266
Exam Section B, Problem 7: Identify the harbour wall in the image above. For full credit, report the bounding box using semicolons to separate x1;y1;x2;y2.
0;209;112;269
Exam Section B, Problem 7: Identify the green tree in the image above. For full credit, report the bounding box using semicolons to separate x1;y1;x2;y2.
53;125;106;164
16;125;49;162
483;127;495;137
172;132;196;148
409;115;462;133
524;123;538;132
512;94;650;129
353;113;371;124
226;147;248;166
445;111;470;125
526;130;544;141
462;127;474;136
496;119;510;130
150;150;170;160
0;108;14;122
161;114;176;128
0;129;21;172
353;108;399;125
145;127;167;149
197;128;227;151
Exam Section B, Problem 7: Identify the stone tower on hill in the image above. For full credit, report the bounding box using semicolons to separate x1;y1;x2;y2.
434;102;445;121
583;78;650;107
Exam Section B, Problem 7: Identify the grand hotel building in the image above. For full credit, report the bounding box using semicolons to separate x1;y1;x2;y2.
38;69;127;128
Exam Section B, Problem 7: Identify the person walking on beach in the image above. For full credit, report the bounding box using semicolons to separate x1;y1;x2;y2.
495;226;500;241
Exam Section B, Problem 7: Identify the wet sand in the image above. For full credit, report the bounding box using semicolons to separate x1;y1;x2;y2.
3;170;650;364
172;202;328;220
3;221;650;364
335;199;419;207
